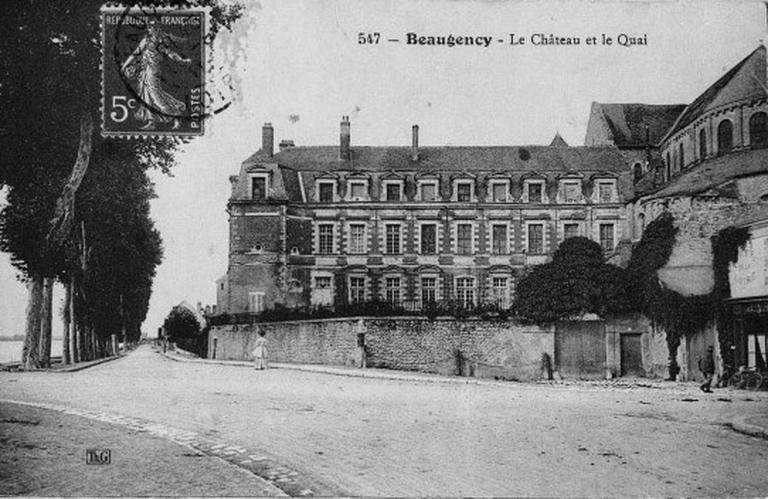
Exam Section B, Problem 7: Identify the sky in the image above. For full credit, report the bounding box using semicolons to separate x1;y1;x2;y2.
0;0;765;339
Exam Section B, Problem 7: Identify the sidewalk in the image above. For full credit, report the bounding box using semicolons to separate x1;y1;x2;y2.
0;401;286;496
160;348;768;440
1;354;124;373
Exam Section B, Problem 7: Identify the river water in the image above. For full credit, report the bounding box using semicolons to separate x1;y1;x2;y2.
0;339;63;363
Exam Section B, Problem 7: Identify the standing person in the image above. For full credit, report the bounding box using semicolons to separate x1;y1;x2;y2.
698;345;715;393
251;331;268;370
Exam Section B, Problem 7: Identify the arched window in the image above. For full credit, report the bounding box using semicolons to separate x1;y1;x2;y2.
633;162;643;182
665;152;671;181
718;119;733;154
750;112;768;148
699;128;707;159
679;143;685;170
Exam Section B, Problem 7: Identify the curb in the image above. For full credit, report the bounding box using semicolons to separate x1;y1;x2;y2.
53;354;125;372
1;354;125;373
157;349;492;386
730;415;768;440
155;349;723;395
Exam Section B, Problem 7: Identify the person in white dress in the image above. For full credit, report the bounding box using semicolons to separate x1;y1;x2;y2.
251;331;268;370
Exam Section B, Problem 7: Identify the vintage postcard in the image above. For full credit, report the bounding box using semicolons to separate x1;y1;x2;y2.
1;0;767;497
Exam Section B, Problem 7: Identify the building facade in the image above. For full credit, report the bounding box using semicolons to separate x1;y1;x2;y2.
220;119;635;314
629;45;768;377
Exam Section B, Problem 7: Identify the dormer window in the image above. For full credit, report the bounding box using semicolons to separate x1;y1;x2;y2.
524;180;545;203
452;179;475;202
457;183;472;202
490;180;509;202
562;181;581;203
316;180;336;203
383;180;404;202
348;180;368;201
418;180;439;201
250;174;268;201
596;179;618;204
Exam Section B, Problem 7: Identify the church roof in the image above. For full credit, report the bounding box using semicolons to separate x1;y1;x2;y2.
647;148;768;200
585;102;686;148
662;46;767;142
549;133;569;147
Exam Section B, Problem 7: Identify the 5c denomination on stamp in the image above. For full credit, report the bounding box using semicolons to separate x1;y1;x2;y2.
101;5;207;137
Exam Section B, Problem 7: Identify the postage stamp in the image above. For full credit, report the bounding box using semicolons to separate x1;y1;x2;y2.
101;5;207;137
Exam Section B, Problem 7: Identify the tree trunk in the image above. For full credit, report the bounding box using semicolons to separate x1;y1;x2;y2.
45;112;93;252
38;277;53;367
62;280;71;364
90;327;97;360
21;275;44;369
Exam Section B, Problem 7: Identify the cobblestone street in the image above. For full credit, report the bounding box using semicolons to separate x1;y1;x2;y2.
1;345;767;496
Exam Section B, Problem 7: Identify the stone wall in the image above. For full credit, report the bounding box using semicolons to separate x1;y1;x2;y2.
209;317;554;381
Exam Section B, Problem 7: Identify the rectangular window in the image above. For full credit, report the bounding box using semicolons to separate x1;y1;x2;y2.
492;224;508;254
598;183;613;203
527;223;544;254
318;182;334;202
456;223;473;255
421;277;437;305
456;183;472;202
456;277;475;308
420;224;437;254
349;182;367;200
492;183;507;202
420;183;438;201
599;223;615;251
564;182;581;203
348;224;366;254
349;277;366;303
251;177;266;200
491;277;508;308
385;277;401;306
385;224;401;254
314;276;332;289
318;224;334;254
747;334;767;369
563;223;579;240
385;183;401;202
248;292;265;313
528;183;543;203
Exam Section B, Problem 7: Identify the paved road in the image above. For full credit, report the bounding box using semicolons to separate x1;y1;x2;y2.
1;345;767;496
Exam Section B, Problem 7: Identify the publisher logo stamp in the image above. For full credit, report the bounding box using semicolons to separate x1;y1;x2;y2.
86;448;112;465
101;5;206;137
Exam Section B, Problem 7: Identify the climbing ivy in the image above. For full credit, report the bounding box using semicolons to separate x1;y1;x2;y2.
710;226;750;373
627;212;750;380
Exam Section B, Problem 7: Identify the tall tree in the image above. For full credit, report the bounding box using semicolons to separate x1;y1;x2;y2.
514;237;635;324
1;0;242;367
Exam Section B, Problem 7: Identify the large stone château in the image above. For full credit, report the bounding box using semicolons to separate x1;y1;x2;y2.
218;119;634;314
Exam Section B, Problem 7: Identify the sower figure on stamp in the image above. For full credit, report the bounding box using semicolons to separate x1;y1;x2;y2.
252;330;268;370
698;345;715;393
121;21;191;130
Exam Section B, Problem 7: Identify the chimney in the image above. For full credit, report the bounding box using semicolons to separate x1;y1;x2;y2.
262;122;274;157
279;139;295;152
412;124;419;161
340;116;351;161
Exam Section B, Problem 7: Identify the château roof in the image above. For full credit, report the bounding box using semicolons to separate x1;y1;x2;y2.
662;46;767;142
585;102;686;148
265;144;629;174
